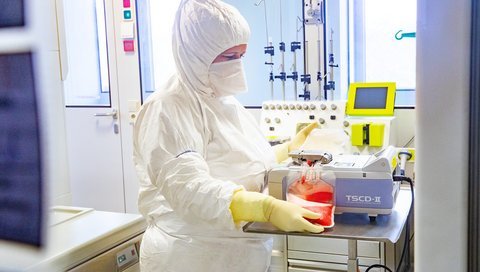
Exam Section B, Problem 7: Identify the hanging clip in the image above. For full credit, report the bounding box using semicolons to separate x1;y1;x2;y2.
395;30;416;40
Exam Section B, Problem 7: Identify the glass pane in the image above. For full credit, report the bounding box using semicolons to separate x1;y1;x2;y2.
365;0;416;89
225;0;305;106
350;0;416;106
136;0;304;107
137;0;180;103
63;0;110;106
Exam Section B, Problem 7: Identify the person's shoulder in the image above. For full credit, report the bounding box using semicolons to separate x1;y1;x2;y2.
143;77;183;106
141;77;202;117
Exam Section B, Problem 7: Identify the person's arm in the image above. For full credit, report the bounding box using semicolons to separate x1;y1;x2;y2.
135;101;242;229
272;141;290;163
272;122;319;163
230;189;324;233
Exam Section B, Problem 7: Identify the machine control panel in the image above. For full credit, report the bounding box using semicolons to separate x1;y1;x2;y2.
260;100;397;155
260;100;347;139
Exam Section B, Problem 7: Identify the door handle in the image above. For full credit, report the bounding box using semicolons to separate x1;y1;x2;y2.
94;109;118;119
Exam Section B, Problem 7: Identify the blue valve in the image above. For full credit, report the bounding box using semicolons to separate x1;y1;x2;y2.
328;54;338;67
301;74;311;84
275;72;287;81
264;46;275;56
287;72;298;81
291;42;301;52
324;81;335;91
299;90;311;101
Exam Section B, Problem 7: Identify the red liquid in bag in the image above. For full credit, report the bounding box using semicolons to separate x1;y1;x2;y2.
288;193;335;228
304;191;334;203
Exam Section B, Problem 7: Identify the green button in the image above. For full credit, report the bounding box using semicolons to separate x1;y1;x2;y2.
124;10;132;20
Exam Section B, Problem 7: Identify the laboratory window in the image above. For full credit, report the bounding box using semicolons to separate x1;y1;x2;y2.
63;0;111;107
136;0;416;107
349;0;417;107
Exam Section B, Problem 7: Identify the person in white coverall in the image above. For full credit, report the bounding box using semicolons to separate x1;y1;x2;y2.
133;0;324;271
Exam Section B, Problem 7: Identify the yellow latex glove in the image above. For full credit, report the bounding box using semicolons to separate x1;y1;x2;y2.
289;122;319;152
230;190;324;233
272;122;319;163
272;141;289;163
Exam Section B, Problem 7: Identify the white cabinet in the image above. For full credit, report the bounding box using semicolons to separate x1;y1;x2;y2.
269;224;410;272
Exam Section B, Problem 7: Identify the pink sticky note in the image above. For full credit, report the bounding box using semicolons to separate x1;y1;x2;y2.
123;0;131;8
123;40;134;52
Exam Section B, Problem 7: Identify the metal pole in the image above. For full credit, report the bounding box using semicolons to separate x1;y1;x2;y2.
347;240;359;272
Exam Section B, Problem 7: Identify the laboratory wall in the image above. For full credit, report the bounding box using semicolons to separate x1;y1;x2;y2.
415;0;470;270
44;0;72;207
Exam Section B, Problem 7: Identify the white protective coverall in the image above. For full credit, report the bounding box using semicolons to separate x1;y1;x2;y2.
133;0;276;271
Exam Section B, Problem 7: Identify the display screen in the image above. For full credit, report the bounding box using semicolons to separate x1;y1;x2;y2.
0;52;43;246
0;0;25;28
354;87;388;109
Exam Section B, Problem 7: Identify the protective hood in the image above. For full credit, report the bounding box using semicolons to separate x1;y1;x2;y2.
172;0;251;97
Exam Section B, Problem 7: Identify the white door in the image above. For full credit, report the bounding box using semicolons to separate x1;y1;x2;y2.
61;0;141;213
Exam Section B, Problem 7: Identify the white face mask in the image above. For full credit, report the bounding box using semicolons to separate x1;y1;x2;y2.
208;59;248;97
